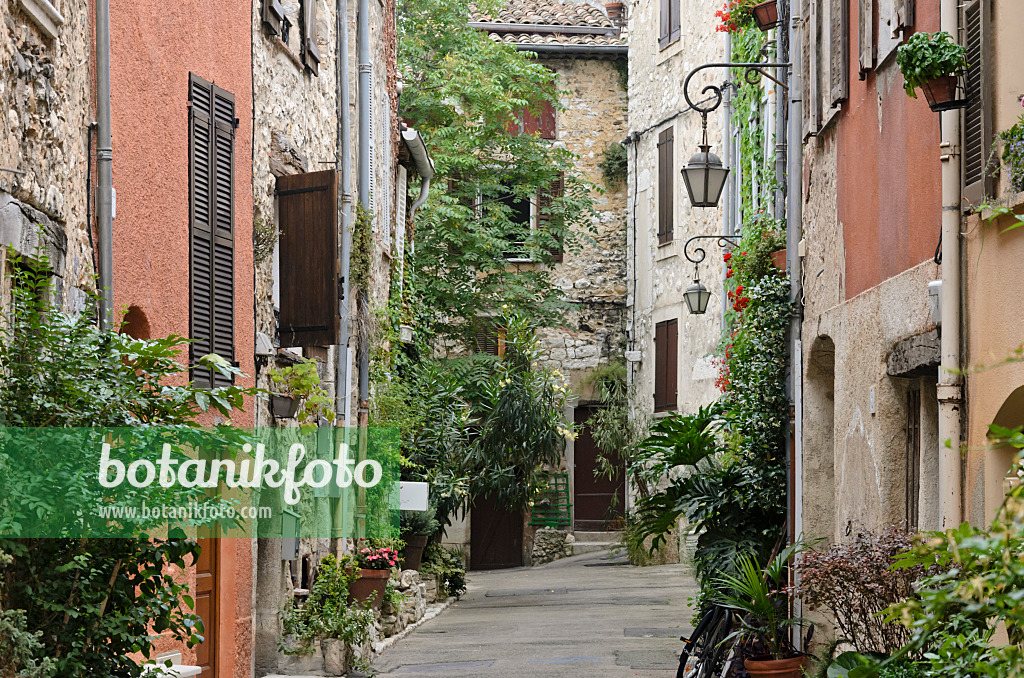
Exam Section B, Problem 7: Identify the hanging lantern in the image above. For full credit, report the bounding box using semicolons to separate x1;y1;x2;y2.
683;279;712;315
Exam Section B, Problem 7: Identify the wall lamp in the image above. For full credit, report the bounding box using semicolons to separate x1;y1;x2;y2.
682;235;740;315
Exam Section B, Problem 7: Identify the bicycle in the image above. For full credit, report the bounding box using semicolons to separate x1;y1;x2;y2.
676;603;735;678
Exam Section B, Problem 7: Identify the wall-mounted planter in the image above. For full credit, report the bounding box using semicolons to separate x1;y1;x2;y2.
921;75;967;112
271;393;300;419
752;0;779;31
771;248;787;271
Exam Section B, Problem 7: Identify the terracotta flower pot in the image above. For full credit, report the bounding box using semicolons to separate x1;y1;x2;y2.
744;655;808;678
752;0;779;31
921;75;966;112
347;568;390;609
402;534;429;571
770;248;787;270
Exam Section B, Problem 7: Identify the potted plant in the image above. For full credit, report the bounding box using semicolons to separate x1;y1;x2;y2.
750;0;778;31
895;31;968;112
348;539;400;610
713;543;811;678
400;506;440;571
268;359;336;427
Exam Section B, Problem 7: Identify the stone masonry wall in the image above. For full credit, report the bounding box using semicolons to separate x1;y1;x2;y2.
627;0;728;427
536;54;628;396
0;0;94;310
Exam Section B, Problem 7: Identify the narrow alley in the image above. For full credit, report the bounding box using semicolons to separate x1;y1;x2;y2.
369;551;696;677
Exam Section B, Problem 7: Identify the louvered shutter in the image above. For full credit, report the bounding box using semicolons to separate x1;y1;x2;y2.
669;0;680;44
962;0;994;204
540;101;556;140
475;321;504;356
806;0;822;133
189;74;236;389
654;319;677;412
302;0;321;76
829;0;849;106
858;0;874;78
537;172;565;262
659;0;670;47
262;0;285;34
277;170;340;348
894;0;913;30
657;128;673;245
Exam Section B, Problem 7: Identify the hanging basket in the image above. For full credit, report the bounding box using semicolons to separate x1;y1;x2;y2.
921;75;967;112
752;0;779;31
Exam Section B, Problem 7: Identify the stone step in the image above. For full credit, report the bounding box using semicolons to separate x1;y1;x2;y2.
572;530;622;543
571;541;614;555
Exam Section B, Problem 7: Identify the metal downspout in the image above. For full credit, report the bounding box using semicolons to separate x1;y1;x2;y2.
938;0;963;529
721;32;733;321
95;0;113;329
356;0;371;413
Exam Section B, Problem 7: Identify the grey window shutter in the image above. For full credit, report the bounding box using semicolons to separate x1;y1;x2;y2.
895;0;914;32
669;0;680;45
829;0;849;106
277;170;340;348
962;0;994;204
806;0;822;134
658;0;670;47
189;74;236;389
302;0;321;76
858;0;874;78
657;128;673;245
262;0;285;34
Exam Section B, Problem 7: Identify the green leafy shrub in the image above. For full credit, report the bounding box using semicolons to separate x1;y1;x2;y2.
0;602;55;678
419;543;467;598
1000;114;1024;193
269;359;336;427
598;142;627;188
895;32;967;98
400;505;440;538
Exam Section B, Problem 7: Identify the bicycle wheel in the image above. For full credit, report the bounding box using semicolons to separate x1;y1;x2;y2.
692;608;732;678
676;606;727;678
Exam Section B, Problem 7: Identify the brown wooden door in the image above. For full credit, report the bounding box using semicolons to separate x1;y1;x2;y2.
573;406;626;531
470;494;523;570
194;538;217;677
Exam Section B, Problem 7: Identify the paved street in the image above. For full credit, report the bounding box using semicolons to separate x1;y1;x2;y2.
370;550;698;677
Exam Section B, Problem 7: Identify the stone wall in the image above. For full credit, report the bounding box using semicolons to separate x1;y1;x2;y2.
0;0;94;308
626;0;729;444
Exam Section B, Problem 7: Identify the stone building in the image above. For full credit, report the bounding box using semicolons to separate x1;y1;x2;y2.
624;0;727;449
448;0;631;568
0;0;93;309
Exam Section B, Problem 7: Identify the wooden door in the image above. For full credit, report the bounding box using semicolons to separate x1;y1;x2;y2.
470;494;523;570
194;538;218;677
573;407;626;531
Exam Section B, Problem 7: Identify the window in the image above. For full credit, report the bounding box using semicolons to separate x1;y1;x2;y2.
537;173;565;262
658;0;680;49
653;319;677;412
262;0;285;34
475;321;506;357
513;102;556;140
276;170;340;348
301;0;321;75
499;183;534;261
962;0;994;204
499;176;565;262
657;128;673;245
905;387;921;531
189;74;236;389
17;0;64;40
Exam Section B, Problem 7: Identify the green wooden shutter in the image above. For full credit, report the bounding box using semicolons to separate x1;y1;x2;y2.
189;74;236;389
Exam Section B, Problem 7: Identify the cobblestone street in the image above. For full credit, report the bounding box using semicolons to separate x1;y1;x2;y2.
371;550;698;677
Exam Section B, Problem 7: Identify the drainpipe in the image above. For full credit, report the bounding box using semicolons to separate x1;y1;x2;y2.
357;0;371;419
402;128;435;220
333;0;354;542
721;32;733;321
95;0;113;329
937;0;963;529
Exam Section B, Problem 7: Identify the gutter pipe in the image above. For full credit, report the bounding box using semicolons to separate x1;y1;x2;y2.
402;128;435;220
357;0;371;413
95;0;113;329
937;0;963;529
336;0;353;422
514;43;627;56
787;0;804;539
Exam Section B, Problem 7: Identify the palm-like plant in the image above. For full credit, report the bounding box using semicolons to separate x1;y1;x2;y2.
712;542;809;660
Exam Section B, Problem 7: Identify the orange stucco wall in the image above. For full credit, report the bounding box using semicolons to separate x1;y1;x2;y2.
837;2;942;299
108;2;254;676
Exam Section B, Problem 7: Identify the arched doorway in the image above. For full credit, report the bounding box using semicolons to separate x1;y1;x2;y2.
986;386;1024;520
804;336;836;542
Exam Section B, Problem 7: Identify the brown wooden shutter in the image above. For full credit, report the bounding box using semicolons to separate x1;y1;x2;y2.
657;128;673;245
302;0;321;76
474;321;504;356
829;0;849;106
277;170;340;348
522;107;540;136
962;0;994;204
537;172;565;262
858;0;874;79
189;74;236;389
540;101;556;140
262;0;285;34
654;319;677;412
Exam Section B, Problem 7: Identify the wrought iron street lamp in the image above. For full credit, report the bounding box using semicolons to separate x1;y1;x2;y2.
681;235;740;315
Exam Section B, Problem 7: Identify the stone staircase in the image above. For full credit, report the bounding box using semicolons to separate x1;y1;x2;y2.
569;530;622;555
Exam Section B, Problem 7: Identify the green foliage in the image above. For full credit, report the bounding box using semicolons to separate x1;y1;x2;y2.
0;258;261;676
896;32;967;98
999;114;1024;193
583;360;646;484
612;57;628;91
281;554;375;663
712;543;808;660
269;359;336;427
350;203;373;292
383;579;404;612
598;142;628;188
253;216;278;265
419;543;467;598
731;30;773;223
400;506;440;538
399;0;597;346
0;603;55;678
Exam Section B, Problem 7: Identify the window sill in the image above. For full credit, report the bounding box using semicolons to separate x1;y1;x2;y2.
270;36;304;71
656;38;682;66
18;0;63;39
655;240;677;261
